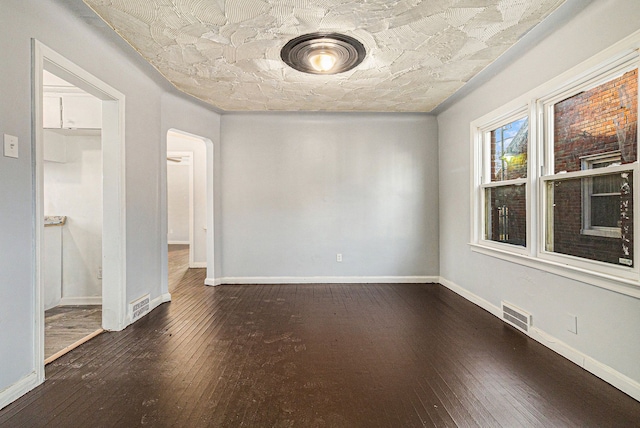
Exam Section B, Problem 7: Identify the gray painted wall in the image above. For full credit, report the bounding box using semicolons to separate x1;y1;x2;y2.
220;113;439;279
437;0;640;386
0;0;220;396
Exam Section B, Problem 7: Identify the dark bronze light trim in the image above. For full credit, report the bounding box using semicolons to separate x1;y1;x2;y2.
280;33;366;75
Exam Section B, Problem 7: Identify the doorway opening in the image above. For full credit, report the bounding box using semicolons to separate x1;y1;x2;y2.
167;151;193;291
42;69;104;362
165;130;214;292
33;41;127;380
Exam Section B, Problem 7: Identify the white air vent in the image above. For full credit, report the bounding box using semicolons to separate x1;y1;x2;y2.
130;294;150;322
501;301;532;333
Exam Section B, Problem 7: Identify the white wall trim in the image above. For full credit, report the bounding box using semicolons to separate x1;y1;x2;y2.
215;276;438;285
154;292;172;308
438;277;502;319
147;292;171;312
32;41;127;402
162;130;214;298
205;277;219;286
59;296;102;306
168;240;190;245
469;243;640;300
34;40;128;338
438;276;640;402
0;372;40;411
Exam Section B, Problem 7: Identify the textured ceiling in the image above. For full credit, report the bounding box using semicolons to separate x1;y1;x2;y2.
83;0;565;112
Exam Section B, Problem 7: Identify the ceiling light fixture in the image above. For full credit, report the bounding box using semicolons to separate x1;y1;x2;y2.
281;33;366;75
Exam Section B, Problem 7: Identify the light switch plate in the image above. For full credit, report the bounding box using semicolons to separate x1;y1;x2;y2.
4;134;18;158
566;313;578;334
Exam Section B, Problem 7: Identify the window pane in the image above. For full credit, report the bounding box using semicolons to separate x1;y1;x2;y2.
490;117;528;182
554;69;638;173
592;194;620;227
546;172;633;266
484;185;526;246
592;174;619;194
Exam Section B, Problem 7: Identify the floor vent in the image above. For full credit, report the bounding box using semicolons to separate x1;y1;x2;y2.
501;301;531;333
130;294;150;322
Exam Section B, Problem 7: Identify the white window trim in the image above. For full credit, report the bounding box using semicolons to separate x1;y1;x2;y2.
470;29;640;299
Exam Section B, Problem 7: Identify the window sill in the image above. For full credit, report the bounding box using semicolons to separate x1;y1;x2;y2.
469;242;640;300
581;228;621;238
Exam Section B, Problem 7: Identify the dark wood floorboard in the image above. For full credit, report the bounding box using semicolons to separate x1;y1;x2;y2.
2;259;640;426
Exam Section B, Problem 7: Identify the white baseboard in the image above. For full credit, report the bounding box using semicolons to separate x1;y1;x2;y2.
205;277;220;286
189;262;207;268
151;292;172;309
0;371;41;411
59;296;102;306
168;240;189;245
438;277;502;319
213;276;438;285
438;276;640;402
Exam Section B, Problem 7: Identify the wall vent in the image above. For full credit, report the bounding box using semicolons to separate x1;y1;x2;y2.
501;301;532;333
130;294;150;322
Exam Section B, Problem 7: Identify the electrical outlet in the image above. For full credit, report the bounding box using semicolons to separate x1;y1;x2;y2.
97;266;103;280
336;253;342;262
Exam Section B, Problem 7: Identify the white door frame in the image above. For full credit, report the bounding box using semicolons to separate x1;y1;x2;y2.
32;40;127;383
167;151;194;258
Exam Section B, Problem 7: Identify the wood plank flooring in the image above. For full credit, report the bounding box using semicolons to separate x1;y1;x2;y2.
168;244;190;292
2;259;640;426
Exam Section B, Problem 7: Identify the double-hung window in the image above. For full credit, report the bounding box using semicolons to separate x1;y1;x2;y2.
471;43;639;291
541;67;637;272
477;113;529;249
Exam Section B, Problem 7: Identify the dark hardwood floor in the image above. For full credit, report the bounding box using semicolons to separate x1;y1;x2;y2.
2;258;639;426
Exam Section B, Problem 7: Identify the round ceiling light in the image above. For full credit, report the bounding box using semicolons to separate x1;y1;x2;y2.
281;33;366;75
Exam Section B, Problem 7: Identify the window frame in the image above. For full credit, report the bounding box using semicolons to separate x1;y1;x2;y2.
470;41;640;298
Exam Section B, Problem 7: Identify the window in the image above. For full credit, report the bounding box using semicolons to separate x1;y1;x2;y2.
581;151;622;238
478;115;529;248
544;69;637;267
471;45;640;292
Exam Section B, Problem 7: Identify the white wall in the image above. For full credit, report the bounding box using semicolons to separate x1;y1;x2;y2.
437;0;640;396
0;0;220;407
167;160;190;243
44;132;102;304
219;113;439;280
167;133;207;263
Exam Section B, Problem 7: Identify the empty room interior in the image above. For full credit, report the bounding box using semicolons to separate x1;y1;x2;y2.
1;0;640;426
